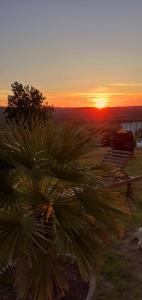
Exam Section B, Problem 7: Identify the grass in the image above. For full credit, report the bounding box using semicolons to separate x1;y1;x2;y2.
96;250;133;299
92;148;142;300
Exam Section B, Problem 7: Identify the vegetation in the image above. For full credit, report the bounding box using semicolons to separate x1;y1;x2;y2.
0;121;129;300
83;147;142;300
4;82;54;123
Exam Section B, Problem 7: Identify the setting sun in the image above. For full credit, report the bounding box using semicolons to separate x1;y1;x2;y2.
94;97;108;109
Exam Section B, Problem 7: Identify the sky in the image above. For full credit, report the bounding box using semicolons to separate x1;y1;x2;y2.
0;0;142;107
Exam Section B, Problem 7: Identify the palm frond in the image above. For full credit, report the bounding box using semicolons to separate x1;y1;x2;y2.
0;212;52;262
0;120;129;300
15;250;68;300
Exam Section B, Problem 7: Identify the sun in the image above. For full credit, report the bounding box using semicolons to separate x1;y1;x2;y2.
94;98;108;109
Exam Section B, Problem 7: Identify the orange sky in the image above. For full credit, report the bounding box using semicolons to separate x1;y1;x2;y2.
1;83;142;108
46;82;142;107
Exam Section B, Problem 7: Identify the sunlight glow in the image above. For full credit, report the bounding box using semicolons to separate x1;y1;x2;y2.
93;97;108;109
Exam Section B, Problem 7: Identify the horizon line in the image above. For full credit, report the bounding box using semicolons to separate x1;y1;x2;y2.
1;105;142;109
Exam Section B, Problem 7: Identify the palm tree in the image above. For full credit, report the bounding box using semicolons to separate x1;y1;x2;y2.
0;120;128;300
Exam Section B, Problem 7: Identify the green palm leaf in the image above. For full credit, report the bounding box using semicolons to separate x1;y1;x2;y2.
0;119;129;299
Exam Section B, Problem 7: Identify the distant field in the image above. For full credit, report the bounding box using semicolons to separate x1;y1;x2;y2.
54;106;142;123
1;106;142;123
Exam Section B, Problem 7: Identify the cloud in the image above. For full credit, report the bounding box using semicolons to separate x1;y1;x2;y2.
43;91;93;107
76;92;142;97
111;83;142;87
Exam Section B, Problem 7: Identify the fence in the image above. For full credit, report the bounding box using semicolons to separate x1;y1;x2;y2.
122;120;142;135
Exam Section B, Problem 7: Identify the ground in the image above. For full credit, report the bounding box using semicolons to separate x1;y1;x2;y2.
94;148;142;300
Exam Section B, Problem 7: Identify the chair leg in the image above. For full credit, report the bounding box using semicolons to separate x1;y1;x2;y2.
126;182;134;200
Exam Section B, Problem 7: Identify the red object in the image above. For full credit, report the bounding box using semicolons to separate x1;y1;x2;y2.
112;131;135;153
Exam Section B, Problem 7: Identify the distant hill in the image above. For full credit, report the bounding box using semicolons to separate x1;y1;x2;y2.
54;107;142;123
0;106;142;123
0;107;4;114
0;107;5;121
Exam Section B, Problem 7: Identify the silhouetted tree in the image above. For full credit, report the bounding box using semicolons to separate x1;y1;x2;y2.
4;82;54;122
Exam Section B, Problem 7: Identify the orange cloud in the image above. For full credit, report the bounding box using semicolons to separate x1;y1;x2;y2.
111;83;142;87
43;91;93;107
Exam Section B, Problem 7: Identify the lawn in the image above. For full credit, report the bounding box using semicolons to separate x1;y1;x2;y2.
94;148;142;300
